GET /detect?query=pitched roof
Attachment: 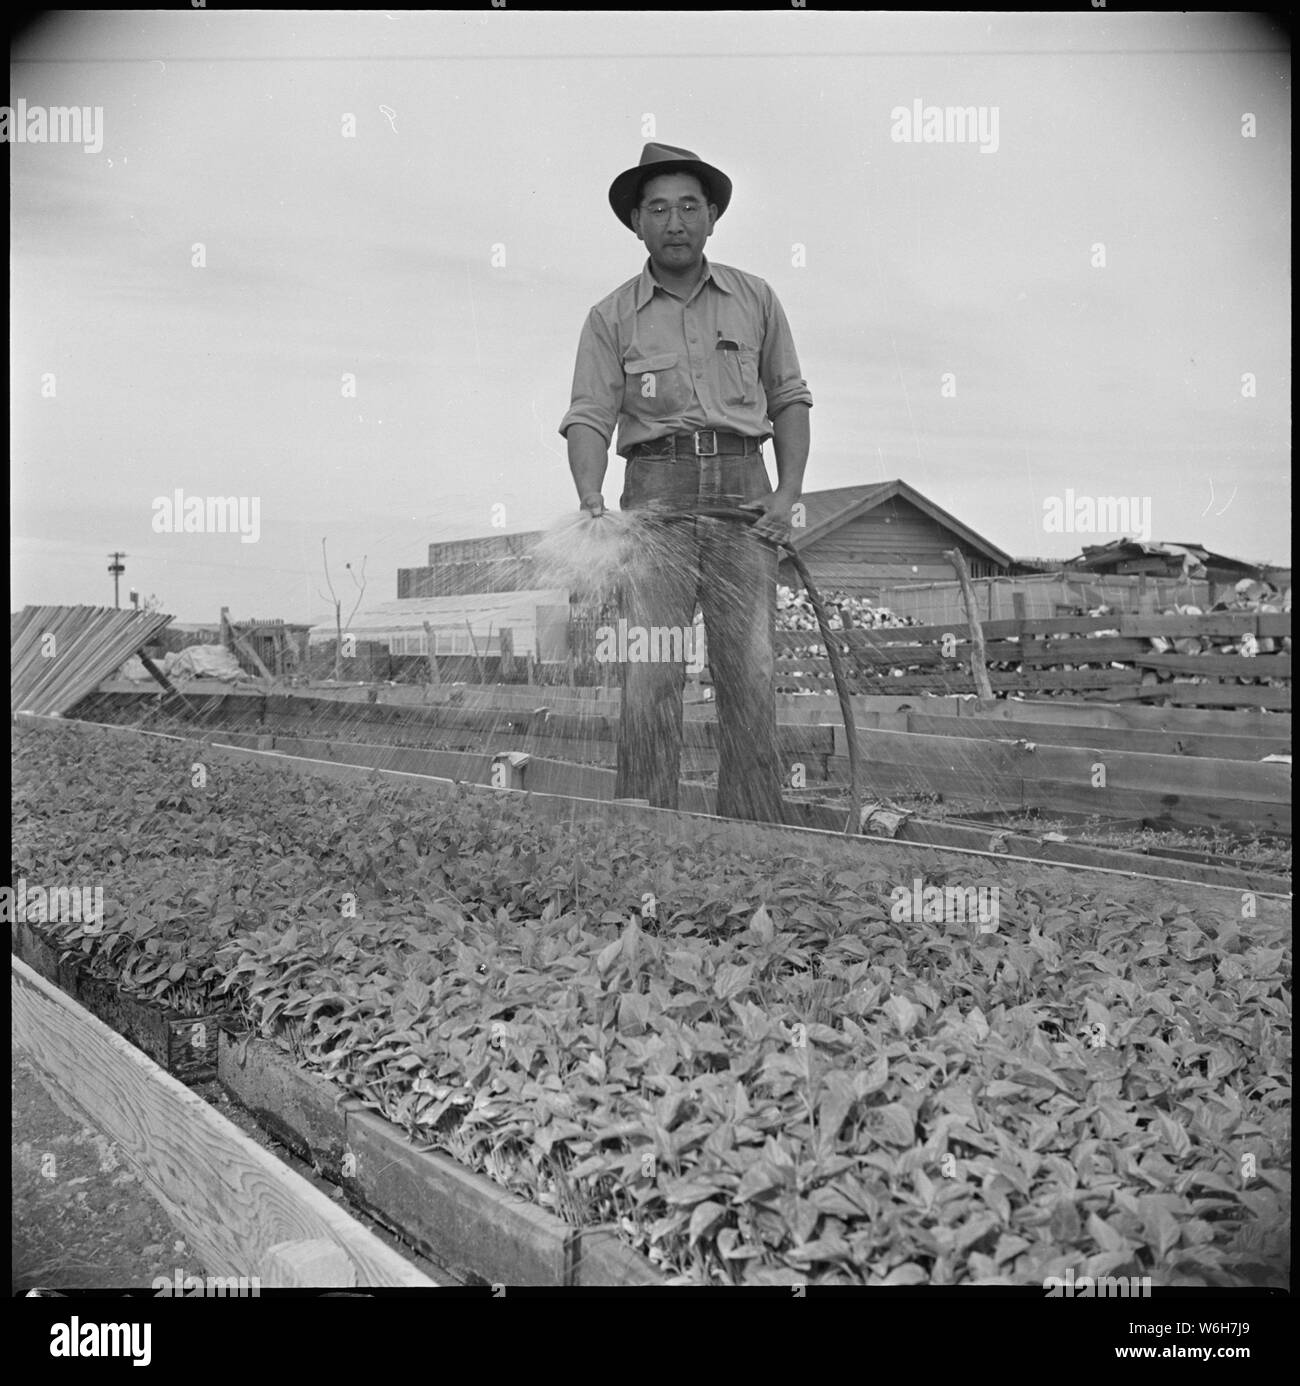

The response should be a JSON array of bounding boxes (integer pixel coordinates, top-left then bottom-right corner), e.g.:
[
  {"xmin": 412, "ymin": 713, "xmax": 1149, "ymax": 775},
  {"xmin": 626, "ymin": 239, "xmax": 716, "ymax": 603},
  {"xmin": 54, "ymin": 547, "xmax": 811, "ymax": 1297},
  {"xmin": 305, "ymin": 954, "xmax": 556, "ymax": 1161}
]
[
  {"xmin": 1072, "ymin": 539, "xmax": 1260, "ymax": 575},
  {"xmin": 792, "ymin": 480, "xmax": 1014, "ymax": 568}
]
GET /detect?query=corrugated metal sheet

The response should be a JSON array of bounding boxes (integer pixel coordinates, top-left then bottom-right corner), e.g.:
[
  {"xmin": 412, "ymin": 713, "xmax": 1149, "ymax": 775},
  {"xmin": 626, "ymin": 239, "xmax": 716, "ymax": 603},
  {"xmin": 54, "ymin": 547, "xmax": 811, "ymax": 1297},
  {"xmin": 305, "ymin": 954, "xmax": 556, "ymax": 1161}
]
[{"xmin": 11, "ymin": 605, "xmax": 172, "ymax": 716}]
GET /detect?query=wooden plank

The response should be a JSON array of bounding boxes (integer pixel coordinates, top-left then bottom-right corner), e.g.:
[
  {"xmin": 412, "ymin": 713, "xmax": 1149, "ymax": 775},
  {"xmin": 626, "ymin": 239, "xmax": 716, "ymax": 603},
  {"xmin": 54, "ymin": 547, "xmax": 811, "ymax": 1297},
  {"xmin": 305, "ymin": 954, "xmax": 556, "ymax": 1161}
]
[
  {"xmin": 257, "ymin": 734, "xmax": 717, "ymax": 813},
  {"xmin": 904, "ymin": 712, "xmax": 1289, "ymax": 762},
  {"xmin": 778, "ymin": 663, "xmax": 1143, "ymax": 691},
  {"xmin": 220, "ymin": 1034, "xmax": 659, "ymax": 1286},
  {"xmin": 219, "ymin": 1028, "xmax": 356, "ymax": 1180},
  {"xmin": 824, "ymin": 726, "xmax": 1291, "ymax": 833},
  {"xmin": 836, "ymin": 722, "xmax": 1292, "ymax": 803},
  {"xmin": 1133, "ymin": 652, "xmax": 1291, "ymax": 678},
  {"xmin": 1018, "ymin": 637, "xmax": 1155, "ymax": 663},
  {"xmin": 824, "ymin": 764, "xmax": 1289, "ymax": 837},
  {"xmin": 10, "ymin": 919, "xmax": 223, "ymax": 1082},
  {"xmin": 11, "ymin": 955, "xmax": 435, "ymax": 1287},
  {"xmin": 346, "ymin": 1108, "xmax": 575, "ymax": 1286},
  {"xmin": 778, "ymin": 667, "xmax": 1292, "ymax": 709},
  {"xmin": 1137, "ymin": 684, "xmax": 1291, "ymax": 711},
  {"xmin": 955, "ymin": 698, "xmax": 1292, "ymax": 736},
  {"xmin": 824, "ymin": 612, "xmax": 1289, "ymax": 646},
  {"xmin": 781, "ymin": 800, "xmax": 1289, "ymax": 894},
  {"xmin": 1121, "ymin": 613, "xmax": 1288, "ymax": 639},
  {"xmin": 777, "ymin": 644, "xmax": 1291, "ymax": 681},
  {"xmin": 775, "ymin": 693, "xmax": 970, "ymax": 720}
]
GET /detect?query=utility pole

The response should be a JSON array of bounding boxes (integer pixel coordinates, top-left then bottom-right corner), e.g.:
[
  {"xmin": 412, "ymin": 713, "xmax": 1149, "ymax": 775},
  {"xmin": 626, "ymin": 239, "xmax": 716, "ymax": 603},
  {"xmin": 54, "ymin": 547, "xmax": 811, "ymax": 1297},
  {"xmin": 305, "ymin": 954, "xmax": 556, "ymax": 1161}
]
[{"xmin": 107, "ymin": 552, "xmax": 127, "ymax": 609}]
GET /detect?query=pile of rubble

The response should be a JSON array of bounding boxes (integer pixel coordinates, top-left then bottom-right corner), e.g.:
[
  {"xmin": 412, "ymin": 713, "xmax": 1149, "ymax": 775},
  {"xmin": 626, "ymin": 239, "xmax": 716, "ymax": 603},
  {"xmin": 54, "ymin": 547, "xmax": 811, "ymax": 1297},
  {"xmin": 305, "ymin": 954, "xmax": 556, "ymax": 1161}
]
[{"xmin": 776, "ymin": 585, "xmax": 918, "ymax": 644}]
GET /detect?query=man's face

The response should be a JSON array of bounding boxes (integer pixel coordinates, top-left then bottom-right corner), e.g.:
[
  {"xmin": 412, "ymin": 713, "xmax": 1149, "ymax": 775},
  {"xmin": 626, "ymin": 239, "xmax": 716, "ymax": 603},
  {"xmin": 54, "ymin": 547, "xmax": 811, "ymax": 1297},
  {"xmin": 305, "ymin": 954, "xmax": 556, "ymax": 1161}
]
[{"xmin": 630, "ymin": 172, "xmax": 716, "ymax": 276}]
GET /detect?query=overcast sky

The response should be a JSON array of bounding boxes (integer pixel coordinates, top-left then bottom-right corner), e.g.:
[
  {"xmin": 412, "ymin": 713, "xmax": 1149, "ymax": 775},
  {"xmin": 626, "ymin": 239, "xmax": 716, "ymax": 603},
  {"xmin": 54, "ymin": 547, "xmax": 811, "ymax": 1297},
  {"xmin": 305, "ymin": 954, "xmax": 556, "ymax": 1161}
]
[{"xmin": 9, "ymin": 10, "xmax": 1290, "ymax": 623}]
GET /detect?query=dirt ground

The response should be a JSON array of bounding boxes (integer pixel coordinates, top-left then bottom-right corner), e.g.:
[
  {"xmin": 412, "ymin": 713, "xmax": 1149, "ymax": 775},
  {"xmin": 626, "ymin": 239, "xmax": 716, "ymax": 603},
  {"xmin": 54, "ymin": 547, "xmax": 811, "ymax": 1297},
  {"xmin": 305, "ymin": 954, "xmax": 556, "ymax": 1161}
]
[{"xmin": 11, "ymin": 1047, "xmax": 210, "ymax": 1293}]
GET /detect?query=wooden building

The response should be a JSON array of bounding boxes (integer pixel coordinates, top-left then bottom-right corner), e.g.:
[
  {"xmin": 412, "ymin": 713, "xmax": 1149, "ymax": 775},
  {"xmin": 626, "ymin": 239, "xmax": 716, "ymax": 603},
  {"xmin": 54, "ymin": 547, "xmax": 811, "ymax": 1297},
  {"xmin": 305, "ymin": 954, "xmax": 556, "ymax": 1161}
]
[
  {"xmin": 398, "ymin": 532, "xmax": 542, "ymax": 598},
  {"xmin": 781, "ymin": 480, "xmax": 1012, "ymax": 598}
]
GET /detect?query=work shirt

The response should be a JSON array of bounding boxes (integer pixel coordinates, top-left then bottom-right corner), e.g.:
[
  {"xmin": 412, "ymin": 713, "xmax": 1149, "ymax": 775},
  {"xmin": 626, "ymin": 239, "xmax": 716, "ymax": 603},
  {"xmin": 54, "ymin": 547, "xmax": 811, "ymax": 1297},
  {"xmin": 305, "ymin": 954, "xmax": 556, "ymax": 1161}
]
[{"xmin": 559, "ymin": 257, "xmax": 813, "ymax": 458}]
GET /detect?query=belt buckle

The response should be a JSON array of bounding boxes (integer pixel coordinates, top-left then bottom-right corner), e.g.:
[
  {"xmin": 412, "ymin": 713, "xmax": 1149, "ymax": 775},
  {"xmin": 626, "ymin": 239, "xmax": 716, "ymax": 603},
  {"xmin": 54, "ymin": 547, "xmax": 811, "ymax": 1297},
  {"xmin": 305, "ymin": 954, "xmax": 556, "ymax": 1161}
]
[{"xmin": 693, "ymin": 429, "xmax": 718, "ymax": 457}]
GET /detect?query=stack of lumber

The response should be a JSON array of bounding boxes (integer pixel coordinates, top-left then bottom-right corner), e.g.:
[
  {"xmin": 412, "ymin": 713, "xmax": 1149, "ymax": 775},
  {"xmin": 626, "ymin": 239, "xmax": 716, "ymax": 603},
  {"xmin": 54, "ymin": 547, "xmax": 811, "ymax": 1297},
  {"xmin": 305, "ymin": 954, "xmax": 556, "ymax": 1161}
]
[{"xmin": 11, "ymin": 606, "xmax": 172, "ymax": 716}]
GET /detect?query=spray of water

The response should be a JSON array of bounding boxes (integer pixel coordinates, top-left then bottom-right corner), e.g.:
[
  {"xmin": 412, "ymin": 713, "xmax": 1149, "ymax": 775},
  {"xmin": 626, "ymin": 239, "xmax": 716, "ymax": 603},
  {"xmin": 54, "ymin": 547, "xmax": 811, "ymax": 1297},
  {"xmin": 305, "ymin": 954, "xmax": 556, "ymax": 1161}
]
[{"xmin": 529, "ymin": 509, "xmax": 643, "ymax": 603}]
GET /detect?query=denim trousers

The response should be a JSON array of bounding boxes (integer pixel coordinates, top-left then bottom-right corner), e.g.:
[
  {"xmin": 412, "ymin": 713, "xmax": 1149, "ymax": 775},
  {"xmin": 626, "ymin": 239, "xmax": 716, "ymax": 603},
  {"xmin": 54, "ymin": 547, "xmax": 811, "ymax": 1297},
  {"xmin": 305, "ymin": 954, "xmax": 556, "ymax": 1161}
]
[{"xmin": 613, "ymin": 451, "xmax": 786, "ymax": 825}]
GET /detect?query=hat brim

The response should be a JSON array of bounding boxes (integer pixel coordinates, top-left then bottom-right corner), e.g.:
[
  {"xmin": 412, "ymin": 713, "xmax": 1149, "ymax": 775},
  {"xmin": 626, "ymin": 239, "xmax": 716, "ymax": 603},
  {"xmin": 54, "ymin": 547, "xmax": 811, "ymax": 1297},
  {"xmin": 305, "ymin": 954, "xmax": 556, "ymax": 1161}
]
[{"xmin": 609, "ymin": 158, "xmax": 732, "ymax": 229}]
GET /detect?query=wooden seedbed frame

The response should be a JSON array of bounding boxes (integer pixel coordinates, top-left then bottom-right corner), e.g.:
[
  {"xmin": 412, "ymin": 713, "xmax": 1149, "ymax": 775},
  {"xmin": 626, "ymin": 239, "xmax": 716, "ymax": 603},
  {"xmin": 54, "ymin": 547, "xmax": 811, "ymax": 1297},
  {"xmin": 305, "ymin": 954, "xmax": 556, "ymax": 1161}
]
[
  {"xmin": 11, "ymin": 917, "xmax": 223, "ymax": 1083},
  {"xmin": 66, "ymin": 687, "xmax": 1292, "ymax": 880}
]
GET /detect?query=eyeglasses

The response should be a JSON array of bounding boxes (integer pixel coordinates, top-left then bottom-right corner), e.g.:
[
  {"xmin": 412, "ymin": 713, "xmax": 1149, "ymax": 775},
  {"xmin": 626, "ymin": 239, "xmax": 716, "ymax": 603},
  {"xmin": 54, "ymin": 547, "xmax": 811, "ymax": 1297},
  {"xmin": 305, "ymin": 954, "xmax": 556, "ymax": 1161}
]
[{"xmin": 638, "ymin": 200, "xmax": 708, "ymax": 225}]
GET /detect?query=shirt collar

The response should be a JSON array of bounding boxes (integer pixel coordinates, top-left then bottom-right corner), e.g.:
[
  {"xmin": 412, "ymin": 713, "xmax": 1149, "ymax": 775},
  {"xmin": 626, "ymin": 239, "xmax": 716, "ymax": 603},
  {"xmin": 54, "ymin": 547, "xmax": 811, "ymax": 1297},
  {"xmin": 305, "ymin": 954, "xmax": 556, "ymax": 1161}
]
[{"xmin": 635, "ymin": 255, "xmax": 732, "ymax": 308}]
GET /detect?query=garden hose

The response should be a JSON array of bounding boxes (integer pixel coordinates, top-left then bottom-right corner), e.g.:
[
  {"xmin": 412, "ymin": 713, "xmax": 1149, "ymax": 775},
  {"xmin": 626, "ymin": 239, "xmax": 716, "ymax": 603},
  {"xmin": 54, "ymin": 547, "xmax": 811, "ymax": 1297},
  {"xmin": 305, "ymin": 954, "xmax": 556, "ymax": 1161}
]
[{"xmin": 648, "ymin": 503, "xmax": 864, "ymax": 835}]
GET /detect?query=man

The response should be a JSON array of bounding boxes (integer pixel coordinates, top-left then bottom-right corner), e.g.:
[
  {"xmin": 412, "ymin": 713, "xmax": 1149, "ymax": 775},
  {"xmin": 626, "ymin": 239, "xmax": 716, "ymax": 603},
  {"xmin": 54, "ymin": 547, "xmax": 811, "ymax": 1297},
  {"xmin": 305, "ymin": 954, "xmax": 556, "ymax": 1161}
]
[{"xmin": 559, "ymin": 141, "xmax": 813, "ymax": 824}]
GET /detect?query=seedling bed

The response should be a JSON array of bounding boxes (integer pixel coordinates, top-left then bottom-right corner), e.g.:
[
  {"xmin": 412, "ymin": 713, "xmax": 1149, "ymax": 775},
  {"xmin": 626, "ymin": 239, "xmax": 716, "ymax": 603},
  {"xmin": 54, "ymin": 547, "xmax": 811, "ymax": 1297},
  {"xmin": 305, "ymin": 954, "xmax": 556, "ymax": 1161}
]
[
  {"xmin": 12, "ymin": 717, "xmax": 1291, "ymax": 1288},
  {"xmin": 67, "ymin": 689, "xmax": 1292, "ymax": 888}
]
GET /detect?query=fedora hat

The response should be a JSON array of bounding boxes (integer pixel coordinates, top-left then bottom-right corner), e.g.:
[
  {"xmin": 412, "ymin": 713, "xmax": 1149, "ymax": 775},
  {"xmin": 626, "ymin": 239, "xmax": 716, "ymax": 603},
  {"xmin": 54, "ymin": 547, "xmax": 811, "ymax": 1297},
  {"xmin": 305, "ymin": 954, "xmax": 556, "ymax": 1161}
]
[{"xmin": 608, "ymin": 142, "xmax": 732, "ymax": 229}]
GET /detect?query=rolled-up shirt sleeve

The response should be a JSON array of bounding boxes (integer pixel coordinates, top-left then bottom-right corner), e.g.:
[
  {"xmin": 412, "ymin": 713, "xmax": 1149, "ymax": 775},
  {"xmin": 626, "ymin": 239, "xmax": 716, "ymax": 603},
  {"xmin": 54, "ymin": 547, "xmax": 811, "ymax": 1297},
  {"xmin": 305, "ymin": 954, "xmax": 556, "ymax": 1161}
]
[
  {"xmin": 558, "ymin": 308, "xmax": 624, "ymax": 444},
  {"xmin": 759, "ymin": 284, "xmax": 813, "ymax": 418}
]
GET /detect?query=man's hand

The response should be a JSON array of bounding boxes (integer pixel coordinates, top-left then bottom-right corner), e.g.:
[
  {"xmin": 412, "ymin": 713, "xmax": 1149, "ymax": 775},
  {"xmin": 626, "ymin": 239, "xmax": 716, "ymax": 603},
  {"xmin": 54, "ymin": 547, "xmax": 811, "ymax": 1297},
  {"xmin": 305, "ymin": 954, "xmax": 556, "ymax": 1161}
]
[
  {"xmin": 580, "ymin": 492, "xmax": 606, "ymax": 519},
  {"xmin": 740, "ymin": 488, "xmax": 799, "ymax": 546}
]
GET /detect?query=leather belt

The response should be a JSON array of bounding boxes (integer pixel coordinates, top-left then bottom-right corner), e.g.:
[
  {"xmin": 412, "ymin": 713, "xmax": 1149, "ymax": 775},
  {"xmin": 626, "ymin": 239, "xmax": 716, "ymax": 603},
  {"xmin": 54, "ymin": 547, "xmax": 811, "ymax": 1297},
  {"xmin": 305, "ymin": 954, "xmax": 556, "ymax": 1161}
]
[{"xmin": 628, "ymin": 429, "xmax": 762, "ymax": 459}]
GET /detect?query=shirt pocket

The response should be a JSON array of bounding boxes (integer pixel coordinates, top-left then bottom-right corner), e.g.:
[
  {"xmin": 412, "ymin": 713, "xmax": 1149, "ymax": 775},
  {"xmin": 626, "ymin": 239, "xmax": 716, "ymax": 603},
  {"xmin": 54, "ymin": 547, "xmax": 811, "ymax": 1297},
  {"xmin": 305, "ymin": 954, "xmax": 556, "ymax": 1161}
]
[
  {"xmin": 717, "ymin": 340, "xmax": 760, "ymax": 406},
  {"xmin": 623, "ymin": 352, "xmax": 685, "ymax": 417}
]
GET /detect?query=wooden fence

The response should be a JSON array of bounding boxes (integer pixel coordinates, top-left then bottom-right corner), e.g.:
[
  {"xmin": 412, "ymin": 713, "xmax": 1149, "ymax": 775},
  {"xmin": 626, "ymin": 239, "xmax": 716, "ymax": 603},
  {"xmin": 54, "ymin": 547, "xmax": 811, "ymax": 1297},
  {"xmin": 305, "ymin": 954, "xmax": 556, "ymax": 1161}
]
[{"xmin": 772, "ymin": 611, "xmax": 1291, "ymax": 710}]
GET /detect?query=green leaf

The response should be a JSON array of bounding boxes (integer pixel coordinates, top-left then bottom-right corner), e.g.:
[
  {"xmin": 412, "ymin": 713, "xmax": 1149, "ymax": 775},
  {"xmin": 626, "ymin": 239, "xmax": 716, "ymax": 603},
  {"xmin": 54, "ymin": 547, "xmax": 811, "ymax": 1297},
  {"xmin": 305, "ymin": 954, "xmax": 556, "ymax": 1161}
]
[
  {"xmin": 688, "ymin": 1200, "xmax": 727, "ymax": 1244},
  {"xmin": 1155, "ymin": 1112, "xmax": 1193, "ymax": 1160},
  {"xmin": 884, "ymin": 993, "xmax": 921, "ymax": 1036},
  {"xmin": 815, "ymin": 1070, "xmax": 858, "ymax": 1157},
  {"xmin": 855, "ymin": 1055, "xmax": 890, "ymax": 1097},
  {"xmin": 1087, "ymin": 1212, "xmax": 1127, "ymax": 1254},
  {"xmin": 748, "ymin": 905, "xmax": 775, "ymax": 943},
  {"xmin": 864, "ymin": 1103, "xmax": 914, "ymax": 1148},
  {"xmin": 734, "ymin": 1160, "xmax": 785, "ymax": 1204},
  {"xmin": 663, "ymin": 1178, "xmax": 721, "ymax": 1207},
  {"xmin": 713, "ymin": 961, "xmax": 754, "ymax": 1002}
]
